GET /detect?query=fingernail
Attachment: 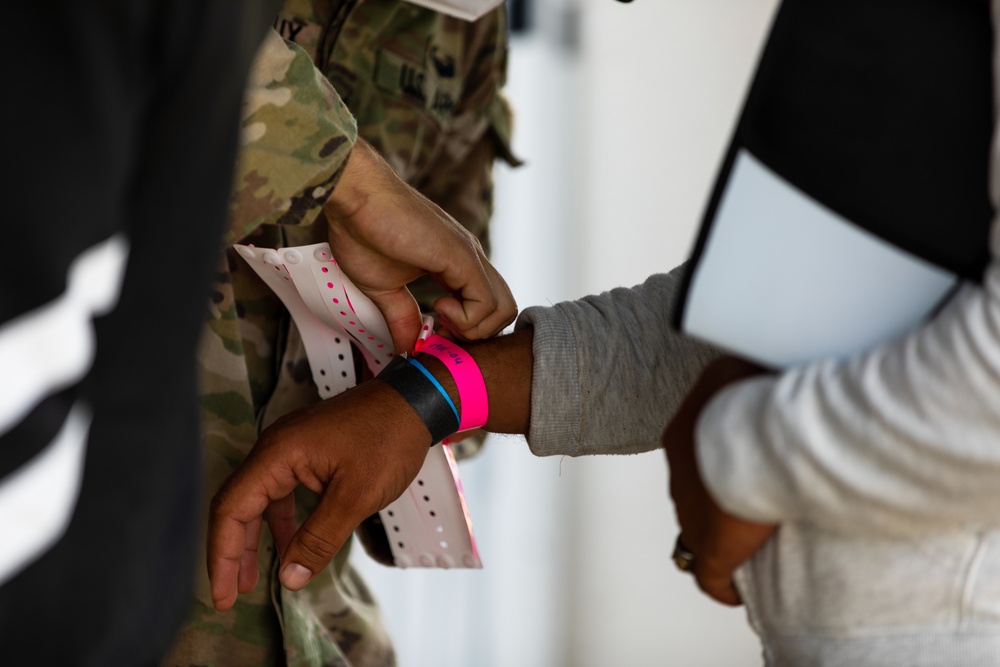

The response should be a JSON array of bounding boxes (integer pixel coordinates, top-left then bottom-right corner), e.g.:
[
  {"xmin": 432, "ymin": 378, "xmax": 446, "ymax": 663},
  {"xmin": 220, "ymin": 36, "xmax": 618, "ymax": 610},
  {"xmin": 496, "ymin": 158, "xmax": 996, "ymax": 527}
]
[{"xmin": 280, "ymin": 563, "xmax": 312, "ymax": 590}]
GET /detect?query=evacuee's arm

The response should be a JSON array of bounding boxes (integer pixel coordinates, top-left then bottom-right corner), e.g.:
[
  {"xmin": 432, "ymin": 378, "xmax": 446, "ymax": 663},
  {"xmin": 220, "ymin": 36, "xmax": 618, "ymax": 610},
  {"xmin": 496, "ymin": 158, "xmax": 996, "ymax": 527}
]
[{"xmin": 206, "ymin": 326, "xmax": 533, "ymax": 611}]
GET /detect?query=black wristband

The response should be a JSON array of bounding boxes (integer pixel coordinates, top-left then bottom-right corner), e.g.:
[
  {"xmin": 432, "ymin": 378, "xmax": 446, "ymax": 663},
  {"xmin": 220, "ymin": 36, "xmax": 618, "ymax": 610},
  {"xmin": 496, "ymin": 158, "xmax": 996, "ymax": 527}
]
[{"xmin": 375, "ymin": 355, "xmax": 459, "ymax": 446}]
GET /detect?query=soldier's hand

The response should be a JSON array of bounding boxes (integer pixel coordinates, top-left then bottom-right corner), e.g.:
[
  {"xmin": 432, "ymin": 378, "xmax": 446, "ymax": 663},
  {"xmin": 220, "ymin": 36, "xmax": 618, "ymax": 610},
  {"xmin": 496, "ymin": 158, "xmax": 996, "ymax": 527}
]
[
  {"xmin": 207, "ymin": 379, "xmax": 430, "ymax": 610},
  {"xmin": 662, "ymin": 355, "xmax": 778, "ymax": 606},
  {"xmin": 324, "ymin": 139, "xmax": 517, "ymax": 354}
]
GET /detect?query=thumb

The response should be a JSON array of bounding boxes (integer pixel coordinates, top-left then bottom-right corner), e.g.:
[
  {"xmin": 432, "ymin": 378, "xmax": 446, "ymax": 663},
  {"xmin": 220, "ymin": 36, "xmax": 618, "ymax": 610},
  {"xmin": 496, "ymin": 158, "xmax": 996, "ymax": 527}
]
[
  {"xmin": 365, "ymin": 287, "xmax": 423, "ymax": 354},
  {"xmin": 277, "ymin": 485, "xmax": 367, "ymax": 591}
]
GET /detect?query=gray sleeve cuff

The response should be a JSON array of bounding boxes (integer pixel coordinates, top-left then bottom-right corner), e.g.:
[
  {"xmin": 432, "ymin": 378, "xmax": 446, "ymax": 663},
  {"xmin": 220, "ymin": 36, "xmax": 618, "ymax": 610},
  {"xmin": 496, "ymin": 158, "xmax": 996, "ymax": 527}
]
[{"xmin": 516, "ymin": 270, "xmax": 720, "ymax": 458}]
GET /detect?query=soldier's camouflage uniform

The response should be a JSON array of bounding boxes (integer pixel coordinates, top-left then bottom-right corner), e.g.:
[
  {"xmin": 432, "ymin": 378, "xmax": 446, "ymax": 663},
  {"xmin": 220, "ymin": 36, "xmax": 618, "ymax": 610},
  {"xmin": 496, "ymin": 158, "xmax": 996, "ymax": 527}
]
[{"xmin": 160, "ymin": 2, "xmax": 516, "ymax": 665}]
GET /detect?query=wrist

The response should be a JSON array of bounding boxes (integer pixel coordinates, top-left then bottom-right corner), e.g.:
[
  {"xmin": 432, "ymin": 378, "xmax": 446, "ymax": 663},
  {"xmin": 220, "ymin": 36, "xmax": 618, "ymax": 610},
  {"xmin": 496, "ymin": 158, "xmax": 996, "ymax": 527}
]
[
  {"xmin": 375, "ymin": 355, "xmax": 459, "ymax": 446},
  {"xmin": 413, "ymin": 328, "xmax": 534, "ymax": 436},
  {"xmin": 324, "ymin": 139, "xmax": 379, "ymax": 219},
  {"xmin": 415, "ymin": 334, "xmax": 489, "ymax": 433}
]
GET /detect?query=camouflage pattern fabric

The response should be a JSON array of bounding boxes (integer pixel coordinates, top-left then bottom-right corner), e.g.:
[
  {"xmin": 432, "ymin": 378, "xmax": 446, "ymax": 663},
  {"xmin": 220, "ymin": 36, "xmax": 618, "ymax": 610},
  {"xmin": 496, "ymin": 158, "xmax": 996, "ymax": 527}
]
[
  {"xmin": 280, "ymin": 0, "xmax": 519, "ymax": 298},
  {"xmin": 160, "ymin": 2, "xmax": 515, "ymax": 666}
]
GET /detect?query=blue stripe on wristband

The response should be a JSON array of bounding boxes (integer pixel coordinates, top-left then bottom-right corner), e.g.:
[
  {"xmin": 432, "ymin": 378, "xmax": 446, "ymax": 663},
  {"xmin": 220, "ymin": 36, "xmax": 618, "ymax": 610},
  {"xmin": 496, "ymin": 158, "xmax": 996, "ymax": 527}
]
[
  {"xmin": 406, "ymin": 357, "xmax": 460, "ymax": 425},
  {"xmin": 376, "ymin": 355, "xmax": 459, "ymax": 446}
]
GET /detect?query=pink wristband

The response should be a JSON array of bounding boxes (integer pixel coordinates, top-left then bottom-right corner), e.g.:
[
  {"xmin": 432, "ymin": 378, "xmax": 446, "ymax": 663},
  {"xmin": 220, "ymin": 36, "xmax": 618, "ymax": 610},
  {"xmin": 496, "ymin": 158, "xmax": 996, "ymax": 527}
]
[{"xmin": 414, "ymin": 333, "xmax": 488, "ymax": 432}]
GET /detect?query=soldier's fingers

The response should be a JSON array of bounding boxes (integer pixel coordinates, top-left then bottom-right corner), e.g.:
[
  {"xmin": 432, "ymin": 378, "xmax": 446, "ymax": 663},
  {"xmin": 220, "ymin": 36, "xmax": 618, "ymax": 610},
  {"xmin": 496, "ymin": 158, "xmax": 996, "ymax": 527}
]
[
  {"xmin": 433, "ymin": 259, "xmax": 515, "ymax": 341},
  {"xmin": 265, "ymin": 492, "xmax": 298, "ymax": 560},
  {"xmin": 363, "ymin": 287, "xmax": 423, "ymax": 354},
  {"xmin": 277, "ymin": 485, "xmax": 366, "ymax": 591}
]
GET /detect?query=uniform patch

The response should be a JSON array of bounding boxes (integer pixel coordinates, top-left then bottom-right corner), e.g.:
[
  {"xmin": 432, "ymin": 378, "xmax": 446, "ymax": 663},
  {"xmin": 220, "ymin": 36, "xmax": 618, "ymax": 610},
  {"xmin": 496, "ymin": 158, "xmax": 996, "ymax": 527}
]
[
  {"xmin": 374, "ymin": 49, "xmax": 424, "ymax": 102},
  {"xmin": 373, "ymin": 44, "xmax": 462, "ymax": 125}
]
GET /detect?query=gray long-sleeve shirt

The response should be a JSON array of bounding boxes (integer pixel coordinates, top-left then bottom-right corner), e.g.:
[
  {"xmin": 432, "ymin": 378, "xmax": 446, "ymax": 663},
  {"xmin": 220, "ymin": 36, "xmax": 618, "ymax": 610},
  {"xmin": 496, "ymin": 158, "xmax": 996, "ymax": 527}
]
[{"xmin": 517, "ymin": 270, "xmax": 718, "ymax": 458}]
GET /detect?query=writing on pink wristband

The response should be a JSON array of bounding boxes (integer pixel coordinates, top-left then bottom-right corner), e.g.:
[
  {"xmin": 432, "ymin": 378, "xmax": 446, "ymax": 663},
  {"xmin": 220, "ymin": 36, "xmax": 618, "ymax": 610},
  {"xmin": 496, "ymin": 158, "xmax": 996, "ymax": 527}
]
[{"xmin": 414, "ymin": 334, "xmax": 488, "ymax": 432}]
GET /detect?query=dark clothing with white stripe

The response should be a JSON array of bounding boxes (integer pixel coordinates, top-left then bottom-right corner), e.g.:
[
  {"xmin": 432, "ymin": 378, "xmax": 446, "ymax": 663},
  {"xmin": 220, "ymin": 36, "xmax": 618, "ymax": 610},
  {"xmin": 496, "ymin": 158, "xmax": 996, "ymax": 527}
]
[{"xmin": 0, "ymin": 2, "xmax": 279, "ymax": 664}]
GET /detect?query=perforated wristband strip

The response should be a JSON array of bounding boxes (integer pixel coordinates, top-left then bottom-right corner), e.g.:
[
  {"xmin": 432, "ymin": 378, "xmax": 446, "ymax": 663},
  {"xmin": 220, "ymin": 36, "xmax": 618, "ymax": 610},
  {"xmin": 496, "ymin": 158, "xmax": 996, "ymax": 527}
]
[
  {"xmin": 376, "ymin": 355, "xmax": 459, "ymax": 446},
  {"xmin": 414, "ymin": 334, "xmax": 489, "ymax": 432}
]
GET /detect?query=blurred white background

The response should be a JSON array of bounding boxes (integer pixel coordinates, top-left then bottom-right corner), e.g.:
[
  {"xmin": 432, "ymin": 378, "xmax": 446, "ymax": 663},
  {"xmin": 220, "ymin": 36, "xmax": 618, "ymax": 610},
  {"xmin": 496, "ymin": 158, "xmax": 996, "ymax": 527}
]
[{"xmin": 351, "ymin": 1, "xmax": 780, "ymax": 664}]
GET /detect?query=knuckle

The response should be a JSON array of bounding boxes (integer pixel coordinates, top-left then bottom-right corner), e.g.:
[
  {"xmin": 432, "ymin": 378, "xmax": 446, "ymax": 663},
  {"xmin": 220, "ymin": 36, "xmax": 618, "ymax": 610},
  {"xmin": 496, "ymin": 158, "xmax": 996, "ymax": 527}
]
[
  {"xmin": 208, "ymin": 487, "xmax": 232, "ymax": 519},
  {"xmin": 696, "ymin": 576, "xmax": 718, "ymax": 600},
  {"xmin": 295, "ymin": 525, "xmax": 342, "ymax": 563}
]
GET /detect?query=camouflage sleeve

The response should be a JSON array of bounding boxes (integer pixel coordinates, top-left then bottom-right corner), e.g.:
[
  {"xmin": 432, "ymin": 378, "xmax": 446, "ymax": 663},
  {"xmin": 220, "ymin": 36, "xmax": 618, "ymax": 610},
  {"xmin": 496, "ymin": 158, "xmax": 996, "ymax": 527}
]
[
  {"xmin": 415, "ymin": 6, "xmax": 521, "ymax": 254},
  {"xmin": 226, "ymin": 29, "xmax": 358, "ymax": 245}
]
